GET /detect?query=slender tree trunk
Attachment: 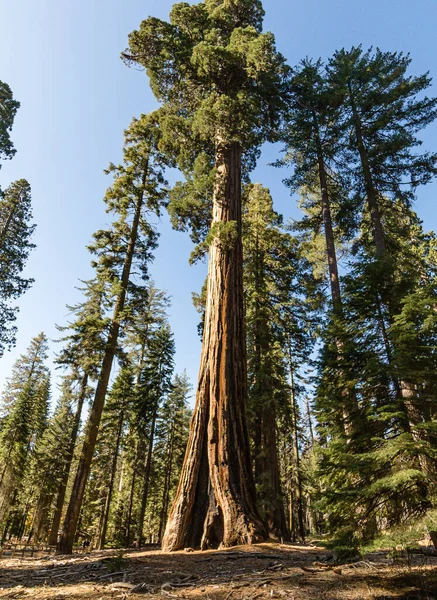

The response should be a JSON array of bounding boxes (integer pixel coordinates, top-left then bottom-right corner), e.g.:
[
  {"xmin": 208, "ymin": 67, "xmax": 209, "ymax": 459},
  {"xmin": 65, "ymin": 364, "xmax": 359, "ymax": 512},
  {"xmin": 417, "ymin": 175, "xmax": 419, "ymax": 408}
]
[
  {"xmin": 48, "ymin": 373, "xmax": 88, "ymax": 546},
  {"xmin": 162, "ymin": 141, "xmax": 266, "ymax": 551},
  {"xmin": 57, "ymin": 175, "xmax": 146, "ymax": 554},
  {"xmin": 125, "ymin": 447, "xmax": 138, "ymax": 548},
  {"xmin": 288, "ymin": 352, "xmax": 305, "ymax": 542},
  {"xmin": 282, "ymin": 436, "xmax": 294, "ymax": 540},
  {"xmin": 1, "ymin": 516, "xmax": 11, "ymax": 544},
  {"xmin": 158, "ymin": 422, "xmax": 175, "ymax": 542},
  {"xmin": 305, "ymin": 396, "xmax": 315, "ymax": 447},
  {"xmin": 260, "ymin": 405, "xmax": 289, "ymax": 539},
  {"xmin": 347, "ymin": 81, "xmax": 385, "ymax": 257},
  {"xmin": 249, "ymin": 234, "xmax": 288, "ymax": 540},
  {"xmin": 97, "ymin": 408, "xmax": 124, "ymax": 550},
  {"xmin": 29, "ymin": 489, "xmax": 51, "ymax": 543},
  {"xmin": 313, "ymin": 112, "xmax": 358, "ymax": 438},
  {"xmin": 17, "ymin": 499, "xmax": 32, "ymax": 541},
  {"xmin": 313, "ymin": 112, "xmax": 342, "ymax": 313},
  {"xmin": 137, "ymin": 398, "xmax": 159, "ymax": 548}
]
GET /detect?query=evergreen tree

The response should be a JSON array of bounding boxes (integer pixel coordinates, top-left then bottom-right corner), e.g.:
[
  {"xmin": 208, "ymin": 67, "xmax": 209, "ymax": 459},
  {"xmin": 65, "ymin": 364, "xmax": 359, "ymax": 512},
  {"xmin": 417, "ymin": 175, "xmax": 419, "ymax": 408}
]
[
  {"xmin": 124, "ymin": 0, "xmax": 288, "ymax": 550},
  {"xmin": 88, "ymin": 285, "xmax": 174, "ymax": 549},
  {"xmin": 58, "ymin": 113, "xmax": 164, "ymax": 553},
  {"xmin": 154, "ymin": 371, "xmax": 192, "ymax": 542},
  {"xmin": 327, "ymin": 46, "xmax": 437, "ymax": 257},
  {"xmin": 0, "ymin": 81, "xmax": 20, "ymax": 168},
  {"xmin": 243, "ymin": 183, "xmax": 301, "ymax": 540},
  {"xmin": 0, "ymin": 333, "xmax": 50, "ymax": 536},
  {"xmin": 46, "ymin": 278, "xmax": 108, "ymax": 546},
  {"xmin": 281, "ymin": 58, "xmax": 361, "ymax": 439},
  {"xmin": 24, "ymin": 383, "xmax": 76, "ymax": 543},
  {"xmin": 135, "ymin": 324, "xmax": 175, "ymax": 547},
  {"xmin": 95, "ymin": 364, "xmax": 135, "ymax": 549},
  {"xmin": 0, "ymin": 180, "xmax": 36, "ymax": 354}
]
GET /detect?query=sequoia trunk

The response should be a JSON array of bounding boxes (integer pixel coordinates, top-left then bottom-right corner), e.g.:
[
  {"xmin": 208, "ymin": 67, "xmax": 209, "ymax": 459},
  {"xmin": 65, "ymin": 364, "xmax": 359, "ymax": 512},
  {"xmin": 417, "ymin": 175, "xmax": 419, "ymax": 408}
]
[{"xmin": 162, "ymin": 141, "xmax": 266, "ymax": 551}]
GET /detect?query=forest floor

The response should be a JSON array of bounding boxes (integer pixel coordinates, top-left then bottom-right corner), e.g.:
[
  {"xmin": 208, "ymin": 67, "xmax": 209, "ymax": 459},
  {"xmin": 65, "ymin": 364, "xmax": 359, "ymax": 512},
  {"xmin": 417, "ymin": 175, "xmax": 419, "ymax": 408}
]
[{"xmin": 0, "ymin": 542, "xmax": 436, "ymax": 600}]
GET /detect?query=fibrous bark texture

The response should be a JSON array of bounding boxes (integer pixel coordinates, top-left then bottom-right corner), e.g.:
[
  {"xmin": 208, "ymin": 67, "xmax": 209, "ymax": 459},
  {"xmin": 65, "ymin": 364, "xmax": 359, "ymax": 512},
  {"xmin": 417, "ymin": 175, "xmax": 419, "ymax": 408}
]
[{"xmin": 162, "ymin": 142, "xmax": 266, "ymax": 551}]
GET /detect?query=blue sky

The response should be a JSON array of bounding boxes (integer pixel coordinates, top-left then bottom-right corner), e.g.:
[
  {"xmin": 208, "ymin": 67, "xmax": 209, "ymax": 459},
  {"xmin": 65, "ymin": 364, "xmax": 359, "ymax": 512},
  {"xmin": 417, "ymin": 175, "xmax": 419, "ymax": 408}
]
[{"xmin": 0, "ymin": 0, "xmax": 436, "ymax": 400}]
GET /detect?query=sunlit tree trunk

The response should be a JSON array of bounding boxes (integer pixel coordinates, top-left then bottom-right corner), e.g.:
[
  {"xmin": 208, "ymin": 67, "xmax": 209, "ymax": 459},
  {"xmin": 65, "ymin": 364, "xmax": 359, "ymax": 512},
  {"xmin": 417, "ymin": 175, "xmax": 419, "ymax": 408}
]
[
  {"xmin": 162, "ymin": 141, "xmax": 266, "ymax": 551},
  {"xmin": 58, "ymin": 176, "xmax": 146, "ymax": 554}
]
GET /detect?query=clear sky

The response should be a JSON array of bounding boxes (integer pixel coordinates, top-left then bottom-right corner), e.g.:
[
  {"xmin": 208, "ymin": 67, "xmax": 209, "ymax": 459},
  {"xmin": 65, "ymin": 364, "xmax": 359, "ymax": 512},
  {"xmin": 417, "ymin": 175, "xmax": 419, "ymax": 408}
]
[{"xmin": 0, "ymin": 0, "xmax": 436, "ymax": 401}]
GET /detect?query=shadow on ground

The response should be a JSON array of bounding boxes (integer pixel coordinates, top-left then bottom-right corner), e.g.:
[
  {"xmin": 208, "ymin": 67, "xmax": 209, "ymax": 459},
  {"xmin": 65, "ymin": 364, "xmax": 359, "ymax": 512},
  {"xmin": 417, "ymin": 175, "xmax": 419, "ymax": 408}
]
[{"xmin": 0, "ymin": 542, "xmax": 436, "ymax": 599}]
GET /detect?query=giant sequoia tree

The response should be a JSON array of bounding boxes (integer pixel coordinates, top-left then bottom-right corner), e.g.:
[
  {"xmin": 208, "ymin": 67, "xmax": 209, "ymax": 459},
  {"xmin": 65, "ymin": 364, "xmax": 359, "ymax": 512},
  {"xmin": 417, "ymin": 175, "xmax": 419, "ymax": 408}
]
[{"xmin": 124, "ymin": 0, "xmax": 287, "ymax": 550}]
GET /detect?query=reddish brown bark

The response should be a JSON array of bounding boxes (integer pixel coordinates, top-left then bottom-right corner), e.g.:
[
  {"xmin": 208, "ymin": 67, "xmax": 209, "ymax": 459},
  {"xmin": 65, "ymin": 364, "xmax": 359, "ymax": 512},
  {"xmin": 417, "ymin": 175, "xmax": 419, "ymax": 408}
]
[{"xmin": 162, "ymin": 141, "xmax": 266, "ymax": 551}]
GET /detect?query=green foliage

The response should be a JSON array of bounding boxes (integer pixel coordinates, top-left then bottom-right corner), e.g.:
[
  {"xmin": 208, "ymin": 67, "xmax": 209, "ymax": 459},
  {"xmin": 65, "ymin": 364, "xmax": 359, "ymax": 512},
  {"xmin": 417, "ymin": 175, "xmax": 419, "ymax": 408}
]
[
  {"xmin": 328, "ymin": 46, "xmax": 437, "ymax": 209},
  {"xmin": 189, "ymin": 219, "xmax": 238, "ymax": 262},
  {"xmin": 124, "ymin": 0, "xmax": 289, "ymax": 249},
  {"xmin": 0, "ymin": 333, "xmax": 50, "ymax": 533},
  {"xmin": 280, "ymin": 47, "xmax": 437, "ymax": 546},
  {"xmin": 88, "ymin": 112, "xmax": 166, "ymax": 293},
  {"xmin": 101, "ymin": 550, "xmax": 125, "ymax": 572},
  {"xmin": 56, "ymin": 278, "xmax": 110, "ymax": 379},
  {"xmin": 0, "ymin": 81, "xmax": 20, "ymax": 166},
  {"xmin": 0, "ymin": 180, "xmax": 36, "ymax": 354}
]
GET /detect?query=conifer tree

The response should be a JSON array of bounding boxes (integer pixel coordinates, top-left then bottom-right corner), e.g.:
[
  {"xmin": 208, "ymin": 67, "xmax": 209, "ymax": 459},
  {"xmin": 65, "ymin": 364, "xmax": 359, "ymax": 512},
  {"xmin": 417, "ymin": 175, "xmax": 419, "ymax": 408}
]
[
  {"xmin": 46, "ymin": 278, "xmax": 108, "ymax": 546},
  {"xmin": 58, "ymin": 113, "xmax": 164, "ymax": 553},
  {"xmin": 0, "ymin": 81, "xmax": 20, "ymax": 168},
  {"xmin": 124, "ymin": 0, "xmax": 288, "ymax": 550},
  {"xmin": 95, "ymin": 365, "xmax": 134, "ymax": 549},
  {"xmin": 0, "ymin": 180, "xmax": 36, "ymax": 354},
  {"xmin": 89, "ymin": 285, "xmax": 174, "ymax": 549},
  {"xmin": 0, "ymin": 333, "xmax": 50, "ymax": 535},
  {"xmin": 281, "ymin": 59, "xmax": 353, "ymax": 313},
  {"xmin": 281, "ymin": 59, "xmax": 362, "ymax": 439},
  {"xmin": 243, "ymin": 183, "xmax": 298, "ymax": 540},
  {"xmin": 25, "ymin": 384, "xmax": 75, "ymax": 543},
  {"xmin": 136, "ymin": 324, "xmax": 175, "ymax": 547},
  {"xmin": 327, "ymin": 46, "xmax": 437, "ymax": 258},
  {"xmin": 154, "ymin": 371, "xmax": 192, "ymax": 542}
]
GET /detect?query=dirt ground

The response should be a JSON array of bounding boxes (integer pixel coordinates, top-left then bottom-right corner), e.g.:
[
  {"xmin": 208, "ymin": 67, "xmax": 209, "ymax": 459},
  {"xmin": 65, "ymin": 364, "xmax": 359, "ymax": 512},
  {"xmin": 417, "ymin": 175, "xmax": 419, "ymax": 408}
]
[{"xmin": 0, "ymin": 542, "xmax": 436, "ymax": 600}]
